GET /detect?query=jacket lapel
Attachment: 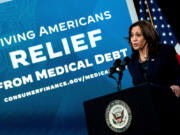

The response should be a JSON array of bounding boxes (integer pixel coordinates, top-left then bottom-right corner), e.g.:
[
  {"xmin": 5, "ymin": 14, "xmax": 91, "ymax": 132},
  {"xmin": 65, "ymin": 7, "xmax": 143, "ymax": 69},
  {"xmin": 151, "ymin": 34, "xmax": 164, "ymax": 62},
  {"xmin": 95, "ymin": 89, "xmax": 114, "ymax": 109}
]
[
  {"xmin": 147, "ymin": 55, "xmax": 160, "ymax": 82},
  {"xmin": 131, "ymin": 57, "xmax": 145, "ymax": 83}
]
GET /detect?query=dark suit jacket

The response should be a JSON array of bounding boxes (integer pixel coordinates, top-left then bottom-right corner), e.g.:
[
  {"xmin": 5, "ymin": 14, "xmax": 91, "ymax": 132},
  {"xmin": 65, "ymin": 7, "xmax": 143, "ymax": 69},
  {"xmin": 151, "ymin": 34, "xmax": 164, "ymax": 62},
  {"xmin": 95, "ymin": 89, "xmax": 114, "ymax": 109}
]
[{"xmin": 128, "ymin": 45, "xmax": 180, "ymax": 87}]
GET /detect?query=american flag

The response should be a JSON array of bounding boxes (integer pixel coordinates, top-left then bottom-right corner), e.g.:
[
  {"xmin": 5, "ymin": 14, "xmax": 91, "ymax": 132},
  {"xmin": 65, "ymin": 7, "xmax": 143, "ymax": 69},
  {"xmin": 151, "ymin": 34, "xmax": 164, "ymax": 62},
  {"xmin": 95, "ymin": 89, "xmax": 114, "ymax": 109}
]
[{"xmin": 139, "ymin": 0, "xmax": 180, "ymax": 64}]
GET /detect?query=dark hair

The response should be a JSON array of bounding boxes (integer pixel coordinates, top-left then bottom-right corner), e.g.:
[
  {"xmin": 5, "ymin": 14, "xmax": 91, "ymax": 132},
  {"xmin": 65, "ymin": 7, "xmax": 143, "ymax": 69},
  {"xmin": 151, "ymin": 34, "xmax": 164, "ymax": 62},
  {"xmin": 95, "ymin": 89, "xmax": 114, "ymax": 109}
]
[{"xmin": 128, "ymin": 20, "xmax": 161, "ymax": 58}]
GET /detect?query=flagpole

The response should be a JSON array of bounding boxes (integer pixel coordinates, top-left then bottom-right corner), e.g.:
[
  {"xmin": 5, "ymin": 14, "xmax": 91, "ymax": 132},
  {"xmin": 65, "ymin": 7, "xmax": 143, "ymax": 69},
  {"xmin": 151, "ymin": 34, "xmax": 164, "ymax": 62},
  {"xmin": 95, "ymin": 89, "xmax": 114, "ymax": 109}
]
[{"xmin": 145, "ymin": 0, "xmax": 154, "ymax": 26}]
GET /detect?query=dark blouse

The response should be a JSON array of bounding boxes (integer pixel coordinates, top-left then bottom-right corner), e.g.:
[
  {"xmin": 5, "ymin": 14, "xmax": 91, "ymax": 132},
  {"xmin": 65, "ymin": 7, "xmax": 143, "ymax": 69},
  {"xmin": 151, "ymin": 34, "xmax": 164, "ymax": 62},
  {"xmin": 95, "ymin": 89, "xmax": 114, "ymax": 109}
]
[{"xmin": 139, "ymin": 60, "xmax": 148, "ymax": 82}]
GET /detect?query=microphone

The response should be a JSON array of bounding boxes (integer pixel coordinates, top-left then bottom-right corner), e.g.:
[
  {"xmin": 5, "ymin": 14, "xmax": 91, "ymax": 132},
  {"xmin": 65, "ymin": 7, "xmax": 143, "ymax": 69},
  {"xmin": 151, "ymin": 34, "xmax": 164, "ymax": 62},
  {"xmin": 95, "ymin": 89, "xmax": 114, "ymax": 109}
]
[
  {"xmin": 109, "ymin": 56, "xmax": 130, "ymax": 77},
  {"xmin": 108, "ymin": 56, "xmax": 131, "ymax": 90},
  {"xmin": 109, "ymin": 59, "xmax": 122, "ymax": 80},
  {"xmin": 122, "ymin": 56, "xmax": 131, "ymax": 67},
  {"xmin": 113, "ymin": 59, "xmax": 121, "ymax": 67}
]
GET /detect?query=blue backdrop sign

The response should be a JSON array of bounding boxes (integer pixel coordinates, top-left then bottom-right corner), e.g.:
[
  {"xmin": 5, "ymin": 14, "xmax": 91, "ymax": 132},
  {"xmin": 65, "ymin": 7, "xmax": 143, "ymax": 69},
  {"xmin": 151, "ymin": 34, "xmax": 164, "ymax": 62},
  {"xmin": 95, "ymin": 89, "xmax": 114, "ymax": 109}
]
[{"xmin": 0, "ymin": 0, "xmax": 137, "ymax": 135}]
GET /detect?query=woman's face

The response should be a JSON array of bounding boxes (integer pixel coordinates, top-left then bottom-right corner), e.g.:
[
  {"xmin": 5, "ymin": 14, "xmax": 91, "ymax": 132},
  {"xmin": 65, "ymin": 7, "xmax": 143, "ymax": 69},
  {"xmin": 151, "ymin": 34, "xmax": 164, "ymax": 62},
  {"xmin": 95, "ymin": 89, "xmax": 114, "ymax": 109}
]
[{"xmin": 130, "ymin": 26, "xmax": 147, "ymax": 50}]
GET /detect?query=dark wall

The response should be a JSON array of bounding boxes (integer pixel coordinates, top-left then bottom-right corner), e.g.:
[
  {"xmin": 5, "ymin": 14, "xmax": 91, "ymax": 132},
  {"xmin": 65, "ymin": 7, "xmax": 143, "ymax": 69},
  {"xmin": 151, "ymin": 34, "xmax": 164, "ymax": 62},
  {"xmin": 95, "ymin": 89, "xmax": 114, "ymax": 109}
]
[{"xmin": 133, "ymin": 0, "xmax": 180, "ymax": 41}]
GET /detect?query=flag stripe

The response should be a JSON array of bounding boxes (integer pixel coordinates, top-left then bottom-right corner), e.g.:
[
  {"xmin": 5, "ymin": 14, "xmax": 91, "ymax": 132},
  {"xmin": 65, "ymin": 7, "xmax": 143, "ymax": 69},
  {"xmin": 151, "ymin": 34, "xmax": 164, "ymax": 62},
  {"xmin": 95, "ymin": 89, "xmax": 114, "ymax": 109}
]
[{"xmin": 175, "ymin": 43, "xmax": 180, "ymax": 55}]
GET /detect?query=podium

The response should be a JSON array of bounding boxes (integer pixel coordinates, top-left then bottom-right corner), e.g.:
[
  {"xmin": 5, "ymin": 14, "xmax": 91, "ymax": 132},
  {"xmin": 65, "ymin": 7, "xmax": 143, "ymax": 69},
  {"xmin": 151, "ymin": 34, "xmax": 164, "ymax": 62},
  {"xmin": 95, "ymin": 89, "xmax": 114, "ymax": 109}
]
[{"xmin": 83, "ymin": 84, "xmax": 179, "ymax": 135}]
